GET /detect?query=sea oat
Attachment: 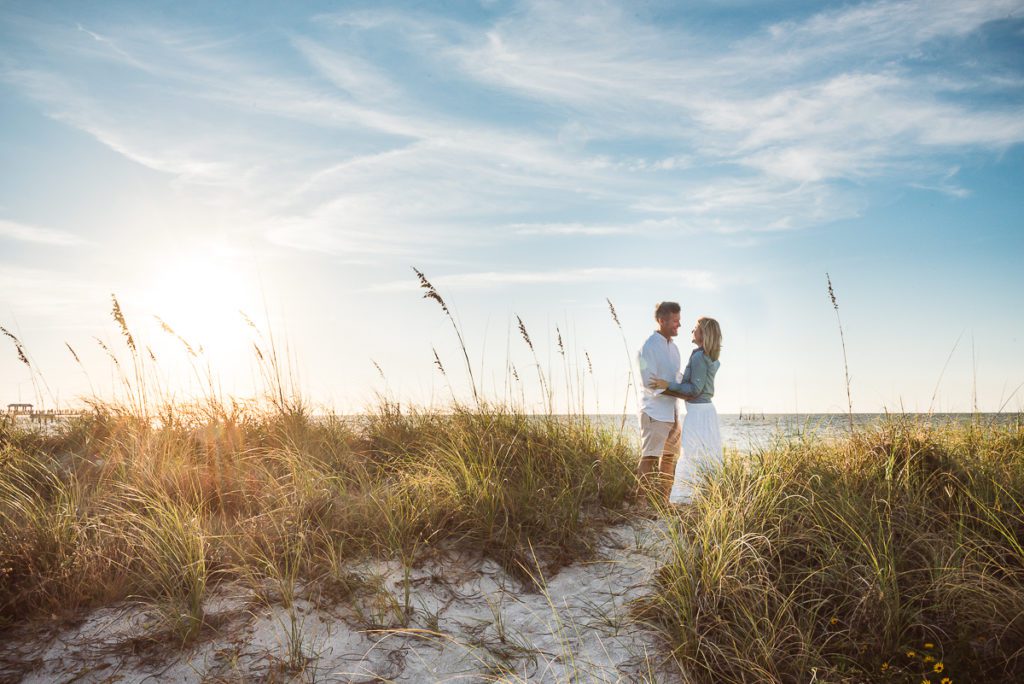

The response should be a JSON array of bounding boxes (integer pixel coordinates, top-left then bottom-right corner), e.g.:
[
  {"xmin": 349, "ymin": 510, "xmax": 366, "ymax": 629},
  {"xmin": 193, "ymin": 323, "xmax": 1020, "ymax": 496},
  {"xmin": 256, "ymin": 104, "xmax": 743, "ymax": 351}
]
[
  {"xmin": 111, "ymin": 294, "xmax": 136, "ymax": 352},
  {"xmin": 514, "ymin": 315, "xmax": 550, "ymax": 410},
  {"xmin": 432, "ymin": 348, "xmax": 446, "ymax": 376},
  {"xmin": 240, "ymin": 310, "xmax": 258, "ymax": 331},
  {"xmin": 372, "ymin": 359, "xmax": 386, "ymax": 380},
  {"xmin": 517, "ymin": 316, "xmax": 534, "ymax": 352},
  {"xmin": 95, "ymin": 337, "xmax": 123, "ymax": 373},
  {"xmin": 1, "ymin": 326, "xmax": 30, "ymax": 367},
  {"xmin": 65, "ymin": 342, "xmax": 82, "ymax": 365},
  {"xmin": 413, "ymin": 267, "xmax": 450, "ymax": 315},
  {"xmin": 826, "ymin": 273, "xmax": 854, "ymax": 431},
  {"xmin": 155, "ymin": 316, "xmax": 198, "ymax": 357},
  {"xmin": 606, "ymin": 297, "xmax": 638, "ymax": 423},
  {"xmin": 155, "ymin": 316, "xmax": 175, "ymax": 336},
  {"xmin": 412, "ymin": 267, "xmax": 477, "ymax": 404},
  {"xmin": 606, "ymin": 298, "xmax": 621, "ymax": 329}
]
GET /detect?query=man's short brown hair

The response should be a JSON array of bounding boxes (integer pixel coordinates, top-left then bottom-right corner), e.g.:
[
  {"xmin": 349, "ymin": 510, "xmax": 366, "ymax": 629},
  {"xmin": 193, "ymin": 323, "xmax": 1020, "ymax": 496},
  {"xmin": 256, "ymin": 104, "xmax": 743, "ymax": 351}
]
[{"xmin": 654, "ymin": 301, "xmax": 681, "ymax": 320}]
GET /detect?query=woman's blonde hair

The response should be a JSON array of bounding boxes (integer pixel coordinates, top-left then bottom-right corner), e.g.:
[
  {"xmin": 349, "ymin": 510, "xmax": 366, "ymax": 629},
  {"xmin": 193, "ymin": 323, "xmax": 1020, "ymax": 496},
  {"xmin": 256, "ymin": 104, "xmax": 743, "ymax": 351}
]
[{"xmin": 698, "ymin": 317, "xmax": 722, "ymax": 361}]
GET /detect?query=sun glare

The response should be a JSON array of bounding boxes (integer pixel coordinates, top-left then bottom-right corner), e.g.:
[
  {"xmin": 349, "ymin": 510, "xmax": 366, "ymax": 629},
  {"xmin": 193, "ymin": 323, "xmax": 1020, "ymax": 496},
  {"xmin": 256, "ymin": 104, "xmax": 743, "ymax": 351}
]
[{"xmin": 136, "ymin": 247, "xmax": 264, "ymax": 392}]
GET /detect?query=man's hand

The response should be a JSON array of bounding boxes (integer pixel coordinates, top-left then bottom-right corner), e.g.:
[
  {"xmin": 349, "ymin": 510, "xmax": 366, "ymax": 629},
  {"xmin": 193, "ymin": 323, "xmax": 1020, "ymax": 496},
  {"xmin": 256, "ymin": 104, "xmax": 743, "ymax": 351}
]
[{"xmin": 648, "ymin": 376, "xmax": 669, "ymax": 390}]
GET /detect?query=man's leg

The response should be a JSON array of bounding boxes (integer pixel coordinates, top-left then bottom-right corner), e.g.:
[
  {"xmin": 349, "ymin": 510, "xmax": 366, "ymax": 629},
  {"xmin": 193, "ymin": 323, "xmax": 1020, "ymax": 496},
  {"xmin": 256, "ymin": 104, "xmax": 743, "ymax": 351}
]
[
  {"xmin": 637, "ymin": 455, "xmax": 660, "ymax": 502},
  {"xmin": 638, "ymin": 413, "xmax": 671, "ymax": 504},
  {"xmin": 658, "ymin": 415, "xmax": 682, "ymax": 503}
]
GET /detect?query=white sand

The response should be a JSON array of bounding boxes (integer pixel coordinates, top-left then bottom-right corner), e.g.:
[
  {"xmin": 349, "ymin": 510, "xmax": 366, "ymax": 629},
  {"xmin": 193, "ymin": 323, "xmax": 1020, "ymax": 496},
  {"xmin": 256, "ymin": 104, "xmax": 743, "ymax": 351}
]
[{"xmin": 5, "ymin": 517, "xmax": 682, "ymax": 683}]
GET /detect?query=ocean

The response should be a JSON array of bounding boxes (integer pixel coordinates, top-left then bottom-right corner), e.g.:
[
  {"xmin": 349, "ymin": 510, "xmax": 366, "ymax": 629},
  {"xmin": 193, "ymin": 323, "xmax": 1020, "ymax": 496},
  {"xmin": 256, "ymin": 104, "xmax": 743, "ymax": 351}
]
[
  {"xmin": 592, "ymin": 413, "xmax": 1021, "ymax": 453},
  {"xmin": 9, "ymin": 410, "xmax": 1019, "ymax": 454}
]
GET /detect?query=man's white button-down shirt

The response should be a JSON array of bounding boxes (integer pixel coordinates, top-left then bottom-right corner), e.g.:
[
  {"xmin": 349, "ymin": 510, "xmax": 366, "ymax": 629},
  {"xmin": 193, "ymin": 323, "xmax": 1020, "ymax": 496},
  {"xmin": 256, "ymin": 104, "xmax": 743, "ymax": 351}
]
[{"xmin": 637, "ymin": 331, "xmax": 682, "ymax": 423}]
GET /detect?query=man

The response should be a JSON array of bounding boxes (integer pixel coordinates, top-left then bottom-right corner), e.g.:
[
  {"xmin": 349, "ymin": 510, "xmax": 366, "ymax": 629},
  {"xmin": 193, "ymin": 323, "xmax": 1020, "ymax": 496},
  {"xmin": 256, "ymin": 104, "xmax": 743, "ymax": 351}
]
[{"xmin": 637, "ymin": 301, "xmax": 683, "ymax": 504}]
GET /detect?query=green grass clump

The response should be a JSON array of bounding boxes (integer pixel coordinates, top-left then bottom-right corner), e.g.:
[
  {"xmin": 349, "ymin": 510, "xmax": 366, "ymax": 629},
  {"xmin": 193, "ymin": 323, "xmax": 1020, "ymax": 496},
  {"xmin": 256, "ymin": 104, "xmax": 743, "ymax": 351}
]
[
  {"xmin": 0, "ymin": 400, "xmax": 635, "ymax": 634},
  {"xmin": 646, "ymin": 416, "xmax": 1024, "ymax": 683}
]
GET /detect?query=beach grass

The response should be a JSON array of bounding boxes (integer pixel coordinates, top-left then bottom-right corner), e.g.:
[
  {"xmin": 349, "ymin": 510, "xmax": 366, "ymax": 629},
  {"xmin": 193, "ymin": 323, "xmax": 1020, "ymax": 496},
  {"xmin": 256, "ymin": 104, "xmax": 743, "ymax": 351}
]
[
  {"xmin": 0, "ymin": 399, "xmax": 636, "ymax": 638},
  {"xmin": 3, "ymin": 280, "xmax": 1023, "ymax": 680},
  {"xmin": 643, "ymin": 415, "xmax": 1024, "ymax": 683}
]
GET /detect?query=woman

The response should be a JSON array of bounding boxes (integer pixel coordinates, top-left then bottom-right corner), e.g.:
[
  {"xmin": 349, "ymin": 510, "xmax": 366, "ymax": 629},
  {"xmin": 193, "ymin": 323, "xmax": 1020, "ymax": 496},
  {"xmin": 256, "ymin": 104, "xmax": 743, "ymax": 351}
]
[{"xmin": 649, "ymin": 317, "xmax": 722, "ymax": 505}]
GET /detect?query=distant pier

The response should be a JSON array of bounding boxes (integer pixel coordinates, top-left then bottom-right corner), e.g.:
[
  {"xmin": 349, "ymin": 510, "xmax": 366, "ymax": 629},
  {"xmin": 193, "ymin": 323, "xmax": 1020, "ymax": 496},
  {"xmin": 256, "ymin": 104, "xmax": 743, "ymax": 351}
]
[{"xmin": 4, "ymin": 403, "xmax": 83, "ymax": 425}]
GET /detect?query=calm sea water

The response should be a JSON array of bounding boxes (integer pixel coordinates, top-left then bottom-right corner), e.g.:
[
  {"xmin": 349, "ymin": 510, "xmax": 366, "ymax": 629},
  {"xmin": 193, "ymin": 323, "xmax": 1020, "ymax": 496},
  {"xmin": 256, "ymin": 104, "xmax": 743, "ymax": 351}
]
[
  {"xmin": 590, "ymin": 413, "xmax": 1021, "ymax": 453},
  {"xmin": 11, "ymin": 411, "xmax": 1019, "ymax": 454}
]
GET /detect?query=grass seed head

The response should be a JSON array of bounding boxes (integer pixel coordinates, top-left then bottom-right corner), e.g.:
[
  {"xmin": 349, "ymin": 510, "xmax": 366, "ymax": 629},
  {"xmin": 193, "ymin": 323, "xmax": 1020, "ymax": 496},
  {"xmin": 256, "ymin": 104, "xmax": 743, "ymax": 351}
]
[
  {"xmin": 110, "ymin": 294, "xmax": 136, "ymax": 351},
  {"xmin": 65, "ymin": 342, "xmax": 82, "ymax": 365},
  {"xmin": 94, "ymin": 336, "xmax": 121, "ymax": 368},
  {"xmin": 516, "ymin": 316, "xmax": 534, "ymax": 352},
  {"xmin": 413, "ymin": 267, "xmax": 450, "ymax": 315},
  {"xmin": 432, "ymin": 348, "xmax": 447, "ymax": 376},
  {"xmin": 1, "ymin": 325, "xmax": 30, "ymax": 367},
  {"xmin": 606, "ymin": 298, "xmax": 621, "ymax": 328}
]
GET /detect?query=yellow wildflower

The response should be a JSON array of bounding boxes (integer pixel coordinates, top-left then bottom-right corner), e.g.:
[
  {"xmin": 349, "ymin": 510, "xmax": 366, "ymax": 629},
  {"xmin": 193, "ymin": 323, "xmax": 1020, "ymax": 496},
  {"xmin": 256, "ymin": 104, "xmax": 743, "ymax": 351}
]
[
  {"xmin": 940, "ymin": 678, "xmax": 952, "ymax": 684},
  {"xmin": 830, "ymin": 616, "xmax": 838, "ymax": 625},
  {"xmin": 933, "ymin": 662, "xmax": 944, "ymax": 673},
  {"xmin": 881, "ymin": 662, "xmax": 890, "ymax": 672},
  {"xmin": 907, "ymin": 650, "xmax": 917, "ymax": 658},
  {"xmin": 923, "ymin": 655, "xmax": 935, "ymax": 663},
  {"xmin": 924, "ymin": 642, "xmax": 935, "ymax": 649}
]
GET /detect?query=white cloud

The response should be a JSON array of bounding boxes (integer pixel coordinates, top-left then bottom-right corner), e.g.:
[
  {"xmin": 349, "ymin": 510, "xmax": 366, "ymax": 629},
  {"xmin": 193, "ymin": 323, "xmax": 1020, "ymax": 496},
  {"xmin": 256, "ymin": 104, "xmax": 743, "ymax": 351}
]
[
  {"xmin": 755, "ymin": 0, "xmax": 1023, "ymax": 63},
  {"xmin": 371, "ymin": 267, "xmax": 717, "ymax": 291},
  {"xmin": 0, "ymin": 265, "xmax": 106, "ymax": 319},
  {"xmin": 2, "ymin": 0, "xmax": 1021, "ymax": 264},
  {"xmin": 509, "ymin": 222, "xmax": 636, "ymax": 236},
  {"xmin": 0, "ymin": 219, "xmax": 87, "ymax": 246},
  {"xmin": 449, "ymin": 0, "xmax": 1024, "ymax": 174},
  {"xmin": 290, "ymin": 36, "xmax": 402, "ymax": 103}
]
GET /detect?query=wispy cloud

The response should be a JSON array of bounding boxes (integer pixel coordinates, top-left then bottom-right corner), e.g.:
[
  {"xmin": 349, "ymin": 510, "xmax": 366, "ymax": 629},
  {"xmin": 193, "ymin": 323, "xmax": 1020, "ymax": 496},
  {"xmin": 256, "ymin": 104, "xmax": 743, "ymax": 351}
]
[
  {"xmin": 1, "ymin": 0, "xmax": 1021, "ymax": 264},
  {"xmin": 509, "ymin": 222, "xmax": 637, "ymax": 236},
  {"xmin": 0, "ymin": 219, "xmax": 86, "ymax": 246},
  {"xmin": 449, "ymin": 0, "xmax": 1024, "ymax": 173},
  {"xmin": 370, "ymin": 267, "xmax": 717, "ymax": 291},
  {"xmin": 0, "ymin": 265, "xmax": 105, "ymax": 319}
]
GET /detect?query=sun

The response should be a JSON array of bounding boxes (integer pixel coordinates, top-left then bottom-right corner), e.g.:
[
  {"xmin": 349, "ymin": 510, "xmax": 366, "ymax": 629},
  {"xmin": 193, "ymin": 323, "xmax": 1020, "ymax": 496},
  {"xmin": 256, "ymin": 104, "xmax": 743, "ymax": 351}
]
[{"xmin": 136, "ymin": 245, "xmax": 264, "ymax": 390}]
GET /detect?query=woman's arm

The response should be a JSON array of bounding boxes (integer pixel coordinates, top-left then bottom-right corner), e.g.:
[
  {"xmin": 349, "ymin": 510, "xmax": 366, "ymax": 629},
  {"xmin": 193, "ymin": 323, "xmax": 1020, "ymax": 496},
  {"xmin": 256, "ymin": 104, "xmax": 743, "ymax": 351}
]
[
  {"xmin": 650, "ymin": 374, "xmax": 695, "ymax": 400},
  {"xmin": 647, "ymin": 376, "xmax": 688, "ymax": 397},
  {"xmin": 668, "ymin": 353, "xmax": 708, "ymax": 397}
]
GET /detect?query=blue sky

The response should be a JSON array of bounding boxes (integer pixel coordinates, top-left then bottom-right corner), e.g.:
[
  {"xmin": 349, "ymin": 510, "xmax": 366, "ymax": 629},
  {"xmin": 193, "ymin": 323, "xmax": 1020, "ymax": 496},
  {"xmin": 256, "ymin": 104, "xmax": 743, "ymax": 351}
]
[{"xmin": 1, "ymin": 0, "xmax": 1023, "ymax": 414}]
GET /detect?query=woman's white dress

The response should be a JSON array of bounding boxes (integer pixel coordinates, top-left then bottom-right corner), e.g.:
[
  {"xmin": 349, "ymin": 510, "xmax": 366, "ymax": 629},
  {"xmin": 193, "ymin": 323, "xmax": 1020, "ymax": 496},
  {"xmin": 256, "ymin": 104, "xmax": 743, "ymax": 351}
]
[{"xmin": 669, "ymin": 401, "xmax": 723, "ymax": 504}]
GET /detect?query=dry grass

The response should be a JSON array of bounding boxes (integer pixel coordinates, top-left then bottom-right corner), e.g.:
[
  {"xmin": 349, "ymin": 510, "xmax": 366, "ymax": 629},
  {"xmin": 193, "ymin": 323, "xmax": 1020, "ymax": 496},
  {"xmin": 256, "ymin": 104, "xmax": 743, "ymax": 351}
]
[
  {"xmin": 644, "ymin": 415, "xmax": 1024, "ymax": 683},
  {"xmin": 4, "ymin": 274, "xmax": 1022, "ymax": 682},
  {"xmin": 0, "ymin": 400, "xmax": 636, "ymax": 638}
]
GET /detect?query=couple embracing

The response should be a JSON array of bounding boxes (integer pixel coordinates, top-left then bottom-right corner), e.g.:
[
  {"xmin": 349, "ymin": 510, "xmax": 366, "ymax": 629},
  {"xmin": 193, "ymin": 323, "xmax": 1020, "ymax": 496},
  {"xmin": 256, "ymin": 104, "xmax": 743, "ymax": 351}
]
[{"xmin": 637, "ymin": 301, "xmax": 723, "ymax": 507}]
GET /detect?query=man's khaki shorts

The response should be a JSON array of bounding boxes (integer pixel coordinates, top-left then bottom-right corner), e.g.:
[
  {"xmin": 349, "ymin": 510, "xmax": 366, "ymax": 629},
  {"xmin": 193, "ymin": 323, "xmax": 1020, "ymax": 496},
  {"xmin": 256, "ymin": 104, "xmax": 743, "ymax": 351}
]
[{"xmin": 640, "ymin": 412, "xmax": 681, "ymax": 458}]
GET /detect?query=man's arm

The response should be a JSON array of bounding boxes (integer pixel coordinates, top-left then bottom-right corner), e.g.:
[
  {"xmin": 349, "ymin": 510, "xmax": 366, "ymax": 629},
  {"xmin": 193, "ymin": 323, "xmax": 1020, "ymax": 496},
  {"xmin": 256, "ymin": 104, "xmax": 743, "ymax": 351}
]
[{"xmin": 637, "ymin": 339, "xmax": 657, "ymax": 390}]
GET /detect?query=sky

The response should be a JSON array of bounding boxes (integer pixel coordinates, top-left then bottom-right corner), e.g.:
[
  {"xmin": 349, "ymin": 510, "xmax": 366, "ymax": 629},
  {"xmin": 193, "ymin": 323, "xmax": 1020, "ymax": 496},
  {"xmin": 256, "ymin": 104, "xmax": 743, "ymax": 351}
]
[{"xmin": 1, "ymin": 0, "xmax": 1023, "ymax": 415}]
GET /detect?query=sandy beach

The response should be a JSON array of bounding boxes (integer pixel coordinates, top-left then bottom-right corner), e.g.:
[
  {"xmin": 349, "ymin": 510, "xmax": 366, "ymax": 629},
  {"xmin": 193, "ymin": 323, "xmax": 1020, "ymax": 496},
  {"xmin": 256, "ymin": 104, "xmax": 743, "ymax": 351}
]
[{"xmin": 3, "ymin": 516, "xmax": 676, "ymax": 683}]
